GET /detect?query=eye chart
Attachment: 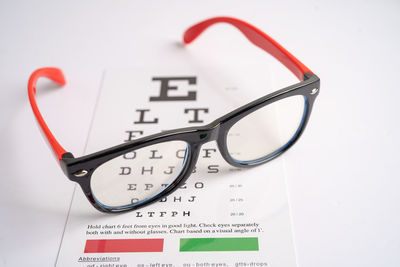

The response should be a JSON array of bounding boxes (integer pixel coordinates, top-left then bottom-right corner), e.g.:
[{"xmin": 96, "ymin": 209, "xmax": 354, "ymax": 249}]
[{"xmin": 56, "ymin": 64, "xmax": 298, "ymax": 267}]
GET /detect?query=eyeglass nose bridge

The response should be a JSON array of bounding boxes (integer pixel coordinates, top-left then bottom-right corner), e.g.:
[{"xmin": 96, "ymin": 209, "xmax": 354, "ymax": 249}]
[{"xmin": 195, "ymin": 122, "xmax": 221, "ymax": 145}]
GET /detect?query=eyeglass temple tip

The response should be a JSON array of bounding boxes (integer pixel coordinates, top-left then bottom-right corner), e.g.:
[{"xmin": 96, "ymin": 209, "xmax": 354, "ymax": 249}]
[{"xmin": 28, "ymin": 67, "xmax": 66, "ymax": 94}]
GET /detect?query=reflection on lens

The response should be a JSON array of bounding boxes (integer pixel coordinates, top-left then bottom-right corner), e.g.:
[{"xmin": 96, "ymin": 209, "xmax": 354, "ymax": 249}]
[
  {"xmin": 227, "ymin": 95, "xmax": 306, "ymax": 163},
  {"xmin": 91, "ymin": 140, "xmax": 189, "ymax": 209}
]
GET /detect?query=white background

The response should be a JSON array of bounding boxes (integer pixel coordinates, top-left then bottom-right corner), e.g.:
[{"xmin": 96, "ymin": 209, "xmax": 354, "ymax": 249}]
[{"xmin": 0, "ymin": 0, "xmax": 399, "ymax": 266}]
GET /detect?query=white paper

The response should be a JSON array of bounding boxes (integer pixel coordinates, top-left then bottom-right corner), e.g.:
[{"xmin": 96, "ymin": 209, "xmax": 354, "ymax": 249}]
[{"xmin": 56, "ymin": 65, "xmax": 297, "ymax": 267}]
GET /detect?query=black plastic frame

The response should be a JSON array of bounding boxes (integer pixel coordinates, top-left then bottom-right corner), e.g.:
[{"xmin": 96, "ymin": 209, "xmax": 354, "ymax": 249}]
[{"xmin": 60, "ymin": 72, "xmax": 320, "ymax": 213}]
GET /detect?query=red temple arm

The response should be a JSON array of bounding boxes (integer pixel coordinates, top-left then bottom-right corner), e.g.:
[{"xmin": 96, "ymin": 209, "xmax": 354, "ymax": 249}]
[
  {"xmin": 28, "ymin": 68, "xmax": 67, "ymax": 161},
  {"xmin": 183, "ymin": 17, "xmax": 313, "ymax": 81}
]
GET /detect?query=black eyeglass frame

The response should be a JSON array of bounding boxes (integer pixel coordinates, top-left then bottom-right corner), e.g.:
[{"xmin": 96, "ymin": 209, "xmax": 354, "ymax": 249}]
[{"xmin": 60, "ymin": 72, "xmax": 319, "ymax": 213}]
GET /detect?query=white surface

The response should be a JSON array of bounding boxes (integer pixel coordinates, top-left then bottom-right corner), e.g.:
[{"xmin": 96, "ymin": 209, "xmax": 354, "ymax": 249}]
[{"xmin": 0, "ymin": 0, "xmax": 399, "ymax": 266}]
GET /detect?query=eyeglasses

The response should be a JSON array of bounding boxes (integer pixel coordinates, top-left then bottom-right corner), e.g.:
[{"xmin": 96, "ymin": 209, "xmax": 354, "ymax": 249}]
[{"xmin": 28, "ymin": 17, "xmax": 320, "ymax": 213}]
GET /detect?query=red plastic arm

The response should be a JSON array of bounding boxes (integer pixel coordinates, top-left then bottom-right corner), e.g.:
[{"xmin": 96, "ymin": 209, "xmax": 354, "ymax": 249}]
[
  {"xmin": 183, "ymin": 17, "xmax": 313, "ymax": 81},
  {"xmin": 28, "ymin": 68, "xmax": 67, "ymax": 161}
]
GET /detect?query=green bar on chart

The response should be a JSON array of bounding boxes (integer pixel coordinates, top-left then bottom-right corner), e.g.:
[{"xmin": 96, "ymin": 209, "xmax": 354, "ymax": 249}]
[{"xmin": 180, "ymin": 237, "xmax": 259, "ymax": 252}]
